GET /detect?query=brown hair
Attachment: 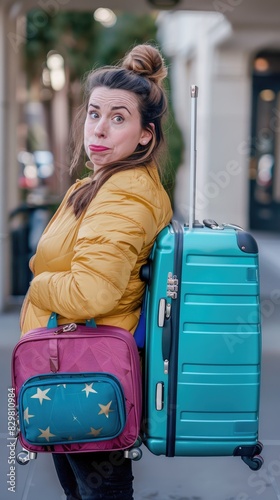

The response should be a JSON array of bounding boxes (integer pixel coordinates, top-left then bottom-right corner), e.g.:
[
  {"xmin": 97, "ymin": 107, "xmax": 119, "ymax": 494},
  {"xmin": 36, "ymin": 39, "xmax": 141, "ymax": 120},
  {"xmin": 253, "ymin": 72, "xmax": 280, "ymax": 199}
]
[{"xmin": 68, "ymin": 43, "xmax": 168, "ymax": 217}]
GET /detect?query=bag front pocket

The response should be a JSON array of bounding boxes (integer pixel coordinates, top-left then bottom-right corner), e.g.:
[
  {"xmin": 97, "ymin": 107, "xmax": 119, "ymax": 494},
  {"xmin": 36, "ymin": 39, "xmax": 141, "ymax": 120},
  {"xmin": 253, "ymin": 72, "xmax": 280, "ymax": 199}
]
[{"xmin": 18, "ymin": 372, "xmax": 126, "ymax": 445}]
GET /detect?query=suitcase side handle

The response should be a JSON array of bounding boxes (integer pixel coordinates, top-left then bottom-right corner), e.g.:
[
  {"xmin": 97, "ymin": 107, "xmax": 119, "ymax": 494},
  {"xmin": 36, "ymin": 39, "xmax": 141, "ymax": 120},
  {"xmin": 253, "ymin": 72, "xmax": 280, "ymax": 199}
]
[
  {"xmin": 162, "ymin": 304, "xmax": 172, "ymax": 375},
  {"xmin": 158, "ymin": 298, "xmax": 172, "ymax": 374}
]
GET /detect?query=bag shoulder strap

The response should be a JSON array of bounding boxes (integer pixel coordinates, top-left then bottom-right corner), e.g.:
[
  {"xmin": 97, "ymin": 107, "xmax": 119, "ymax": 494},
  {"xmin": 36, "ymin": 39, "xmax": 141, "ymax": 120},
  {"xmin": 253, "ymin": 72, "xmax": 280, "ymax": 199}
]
[{"xmin": 47, "ymin": 313, "xmax": 96, "ymax": 329}]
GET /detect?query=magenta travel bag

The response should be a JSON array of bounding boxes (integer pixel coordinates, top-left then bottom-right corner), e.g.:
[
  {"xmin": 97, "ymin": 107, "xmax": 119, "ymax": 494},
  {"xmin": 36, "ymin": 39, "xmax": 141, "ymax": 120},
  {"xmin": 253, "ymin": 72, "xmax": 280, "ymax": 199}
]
[{"xmin": 12, "ymin": 321, "xmax": 142, "ymax": 461}]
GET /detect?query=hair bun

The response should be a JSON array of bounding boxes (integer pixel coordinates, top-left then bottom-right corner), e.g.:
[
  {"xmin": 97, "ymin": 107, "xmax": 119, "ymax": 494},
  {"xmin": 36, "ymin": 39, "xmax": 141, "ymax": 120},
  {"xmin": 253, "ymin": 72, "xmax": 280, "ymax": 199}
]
[{"xmin": 122, "ymin": 44, "xmax": 167, "ymax": 85}]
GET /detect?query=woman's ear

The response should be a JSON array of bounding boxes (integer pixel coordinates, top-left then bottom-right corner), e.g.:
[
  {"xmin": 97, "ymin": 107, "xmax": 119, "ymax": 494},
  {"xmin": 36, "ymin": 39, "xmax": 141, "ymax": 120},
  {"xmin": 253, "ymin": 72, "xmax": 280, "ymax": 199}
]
[{"xmin": 139, "ymin": 124, "xmax": 154, "ymax": 146}]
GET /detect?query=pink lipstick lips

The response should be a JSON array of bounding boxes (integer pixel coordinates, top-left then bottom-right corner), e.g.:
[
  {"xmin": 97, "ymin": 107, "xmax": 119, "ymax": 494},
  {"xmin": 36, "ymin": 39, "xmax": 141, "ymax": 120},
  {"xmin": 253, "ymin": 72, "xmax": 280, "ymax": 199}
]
[{"xmin": 89, "ymin": 145, "xmax": 109, "ymax": 152}]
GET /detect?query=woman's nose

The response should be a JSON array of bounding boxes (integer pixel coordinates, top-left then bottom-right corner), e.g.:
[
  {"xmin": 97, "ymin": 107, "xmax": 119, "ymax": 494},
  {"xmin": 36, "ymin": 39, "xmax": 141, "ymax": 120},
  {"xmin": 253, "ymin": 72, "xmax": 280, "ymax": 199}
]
[{"xmin": 94, "ymin": 119, "xmax": 107, "ymax": 137}]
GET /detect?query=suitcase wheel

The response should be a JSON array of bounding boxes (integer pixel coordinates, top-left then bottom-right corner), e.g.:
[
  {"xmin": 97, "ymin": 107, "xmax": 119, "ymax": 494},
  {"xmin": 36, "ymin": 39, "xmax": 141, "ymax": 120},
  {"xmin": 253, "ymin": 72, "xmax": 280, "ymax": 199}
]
[
  {"xmin": 131, "ymin": 448, "xmax": 143, "ymax": 461},
  {"xmin": 16, "ymin": 450, "xmax": 30, "ymax": 465},
  {"xmin": 16, "ymin": 448, "xmax": 37, "ymax": 465},
  {"xmin": 255, "ymin": 441, "xmax": 263, "ymax": 455},
  {"xmin": 234, "ymin": 441, "xmax": 264, "ymax": 470},
  {"xmin": 123, "ymin": 446, "xmax": 142, "ymax": 461},
  {"xmin": 241, "ymin": 454, "xmax": 264, "ymax": 471}
]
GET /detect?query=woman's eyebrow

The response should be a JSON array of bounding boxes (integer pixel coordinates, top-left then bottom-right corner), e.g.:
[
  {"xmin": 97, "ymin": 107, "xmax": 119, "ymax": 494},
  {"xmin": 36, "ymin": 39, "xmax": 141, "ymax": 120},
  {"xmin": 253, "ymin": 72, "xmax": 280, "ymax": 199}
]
[
  {"xmin": 88, "ymin": 103, "xmax": 131, "ymax": 115},
  {"xmin": 111, "ymin": 105, "xmax": 131, "ymax": 115}
]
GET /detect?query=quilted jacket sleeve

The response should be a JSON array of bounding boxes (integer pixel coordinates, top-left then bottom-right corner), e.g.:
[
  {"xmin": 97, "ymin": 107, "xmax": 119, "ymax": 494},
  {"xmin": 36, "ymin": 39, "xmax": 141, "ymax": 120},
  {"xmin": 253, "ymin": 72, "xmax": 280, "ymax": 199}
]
[{"xmin": 28, "ymin": 171, "xmax": 164, "ymax": 320}]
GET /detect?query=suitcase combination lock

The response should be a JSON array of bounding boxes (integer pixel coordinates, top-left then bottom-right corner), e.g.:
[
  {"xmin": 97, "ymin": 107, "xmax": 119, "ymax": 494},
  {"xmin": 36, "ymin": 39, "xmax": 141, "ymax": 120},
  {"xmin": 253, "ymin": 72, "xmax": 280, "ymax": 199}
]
[{"xmin": 167, "ymin": 272, "xmax": 178, "ymax": 299}]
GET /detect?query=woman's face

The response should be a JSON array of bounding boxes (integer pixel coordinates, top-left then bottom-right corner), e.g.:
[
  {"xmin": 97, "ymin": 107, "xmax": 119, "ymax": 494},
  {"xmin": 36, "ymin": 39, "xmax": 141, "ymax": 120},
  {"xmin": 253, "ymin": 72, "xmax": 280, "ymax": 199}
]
[{"xmin": 84, "ymin": 86, "xmax": 152, "ymax": 172}]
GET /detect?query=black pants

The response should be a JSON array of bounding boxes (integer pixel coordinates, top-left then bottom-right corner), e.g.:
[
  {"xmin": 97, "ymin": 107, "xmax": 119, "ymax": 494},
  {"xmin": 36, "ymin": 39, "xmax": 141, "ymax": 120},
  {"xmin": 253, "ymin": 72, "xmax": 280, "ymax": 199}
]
[{"xmin": 52, "ymin": 451, "xmax": 134, "ymax": 500}]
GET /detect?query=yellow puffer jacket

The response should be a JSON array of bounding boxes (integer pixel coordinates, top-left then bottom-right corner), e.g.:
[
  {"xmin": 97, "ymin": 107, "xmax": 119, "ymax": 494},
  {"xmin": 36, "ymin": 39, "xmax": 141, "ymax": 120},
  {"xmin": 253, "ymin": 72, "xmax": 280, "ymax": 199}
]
[{"xmin": 20, "ymin": 164, "xmax": 172, "ymax": 336}]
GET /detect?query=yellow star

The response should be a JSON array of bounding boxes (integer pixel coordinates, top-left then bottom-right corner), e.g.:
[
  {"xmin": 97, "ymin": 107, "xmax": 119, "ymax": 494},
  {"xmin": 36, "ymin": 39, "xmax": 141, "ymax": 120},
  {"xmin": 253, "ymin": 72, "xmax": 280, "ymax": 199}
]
[
  {"xmin": 98, "ymin": 401, "xmax": 114, "ymax": 418},
  {"xmin": 82, "ymin": 383, "xmax": 98, "ymax": 397},
  {"xmin": 38, "ymin": 426, "xmax": 55, "ymax": 442},
  {"xmin": 87, "ymin": 427, "xmax": 103, "ymax": 437},
  {"xmin": 31, "ymin": 388, "xmax": 51, "ymax": 405},
  {"xmin": 23, "ymin": 407, "xmax": 35, "ymax": 424}
]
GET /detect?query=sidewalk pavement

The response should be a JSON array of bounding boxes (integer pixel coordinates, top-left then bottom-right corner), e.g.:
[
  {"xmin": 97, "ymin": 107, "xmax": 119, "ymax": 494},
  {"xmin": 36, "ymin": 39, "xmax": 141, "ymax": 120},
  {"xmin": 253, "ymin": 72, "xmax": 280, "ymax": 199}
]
[{"xmin": 0, "ymin": 229, "xmax": 280, "ymax": 500}]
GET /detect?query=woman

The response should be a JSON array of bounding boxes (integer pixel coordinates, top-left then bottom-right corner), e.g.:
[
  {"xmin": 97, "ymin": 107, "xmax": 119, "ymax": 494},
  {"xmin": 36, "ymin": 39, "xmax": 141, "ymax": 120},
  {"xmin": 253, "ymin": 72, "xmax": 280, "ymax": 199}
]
[{"xmin": 20, "ymin": 43, "xmax": 173, "ymax": 499}]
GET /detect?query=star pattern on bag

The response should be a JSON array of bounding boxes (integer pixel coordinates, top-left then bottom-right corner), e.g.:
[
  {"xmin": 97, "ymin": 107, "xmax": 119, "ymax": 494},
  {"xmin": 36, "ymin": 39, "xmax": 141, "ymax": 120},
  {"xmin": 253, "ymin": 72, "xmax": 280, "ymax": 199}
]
[
  {"xmin": 24, "ymin": 407, "xmax": 35, "ymax": 424},
  {"xmin": 87, "ymin": 427, "xmax": 103, "ymax": 437},
  {"xmin": 21, "ymin": 379, "xmax": 123, "ymax": 445},
  {"xmin": 82, "ymin": 383, "xmax": 98, "ymax": 397},
  {"xmin": 31, "ymin": 387, "xmax": 51, "ymax": 405},
  {"xmin": 98, "ymin": 401, "xmax": 114, "ymax": 418},
  {"xmin": 38, "ymin": 426, "xmax": 56, "ymax": 442}
]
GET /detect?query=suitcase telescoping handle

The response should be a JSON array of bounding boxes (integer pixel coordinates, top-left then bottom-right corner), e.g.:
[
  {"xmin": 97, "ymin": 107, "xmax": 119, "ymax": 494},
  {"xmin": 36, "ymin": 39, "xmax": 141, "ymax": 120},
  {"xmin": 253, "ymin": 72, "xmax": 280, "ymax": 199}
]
[{"xmin": 189, "ymin": 85, "xmax": 198, "ymax": 230}]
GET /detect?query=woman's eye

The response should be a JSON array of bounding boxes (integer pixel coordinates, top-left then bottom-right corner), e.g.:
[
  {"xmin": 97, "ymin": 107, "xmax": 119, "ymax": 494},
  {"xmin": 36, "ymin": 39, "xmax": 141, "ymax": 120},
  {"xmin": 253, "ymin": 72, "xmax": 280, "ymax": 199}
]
[
  {"xmin": 113, "ymin": 115, "xmax": 124, "ymax": 123},
  {"xmin": 89, "ymin": 111, "xmax": 99, "ymax": 119}
]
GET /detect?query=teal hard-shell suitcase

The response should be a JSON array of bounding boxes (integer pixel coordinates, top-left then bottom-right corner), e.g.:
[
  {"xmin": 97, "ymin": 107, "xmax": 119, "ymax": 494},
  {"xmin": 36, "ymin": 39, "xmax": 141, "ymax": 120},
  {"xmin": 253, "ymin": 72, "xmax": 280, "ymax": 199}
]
[{"xmin": 141, "ymin": 87, "xmax": 263, "ymax": 470}]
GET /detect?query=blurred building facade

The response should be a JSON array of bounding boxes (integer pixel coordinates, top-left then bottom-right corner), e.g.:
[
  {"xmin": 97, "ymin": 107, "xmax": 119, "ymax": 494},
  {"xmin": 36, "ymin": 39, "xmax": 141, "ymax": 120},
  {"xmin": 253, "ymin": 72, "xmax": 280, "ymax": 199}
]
[
  {"xmin": 157, "ymin": 9, "xmax": 280, "ymax": 230},
  {"xmin": 0, "ymin": 0, "xmax": 280, "ymax": 310}
]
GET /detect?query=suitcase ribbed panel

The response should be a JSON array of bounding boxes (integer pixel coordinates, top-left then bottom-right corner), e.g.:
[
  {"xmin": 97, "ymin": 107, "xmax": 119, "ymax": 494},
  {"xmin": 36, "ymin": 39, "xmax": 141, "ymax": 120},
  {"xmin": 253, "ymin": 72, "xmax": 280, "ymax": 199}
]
[{"xmin": 174, "ymin": 228, "xmax": 260, "ymax": 455}]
